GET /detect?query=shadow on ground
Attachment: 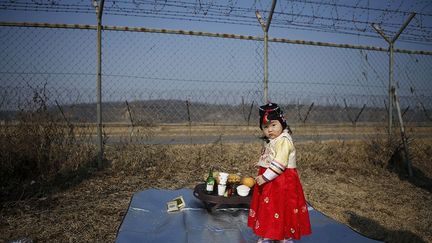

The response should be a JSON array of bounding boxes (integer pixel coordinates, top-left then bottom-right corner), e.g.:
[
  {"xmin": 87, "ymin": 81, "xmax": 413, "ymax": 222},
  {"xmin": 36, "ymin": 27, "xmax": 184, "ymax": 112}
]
[
  {"xmin": 346, "ymin": 211, "xmax": 426, "ymax": 243},
  {"xmin": 0, "ymin": 157, "xmax": 108, "ymax": 204},
  {"xmin": 388, "ymin": 164, "xmax": 432, "ymax": 194},
  {"xmin": 387, "ymin": 147, "xmax": 432, "ymax": 193},
  {"xmin": 406, "ymin": 166, "xmax": 432, "ymax": 194}
]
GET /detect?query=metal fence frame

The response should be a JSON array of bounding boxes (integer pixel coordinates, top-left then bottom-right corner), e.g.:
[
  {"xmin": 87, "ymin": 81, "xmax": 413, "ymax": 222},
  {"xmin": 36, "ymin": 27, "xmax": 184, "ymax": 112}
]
[{"xmin": 1, "ymin": 21, "xmax": 432, "ymax": 168}]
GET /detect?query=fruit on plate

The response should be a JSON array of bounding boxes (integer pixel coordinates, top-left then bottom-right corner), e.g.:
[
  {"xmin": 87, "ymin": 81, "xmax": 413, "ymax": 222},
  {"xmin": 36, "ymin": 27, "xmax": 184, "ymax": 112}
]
[
  {"xmin": 228, "ymin": 174, "xmax": 241, "ymax": 183},
  {"xmin": 241, "ymin": 177, "xmax": 255, "ymax": 188}
]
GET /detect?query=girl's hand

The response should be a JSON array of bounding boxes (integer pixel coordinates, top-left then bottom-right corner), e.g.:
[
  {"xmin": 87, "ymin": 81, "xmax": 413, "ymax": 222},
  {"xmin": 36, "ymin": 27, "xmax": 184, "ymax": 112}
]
[{"xmin": 255, "ymin": 175, "xmax": 266, "ymax": 186}]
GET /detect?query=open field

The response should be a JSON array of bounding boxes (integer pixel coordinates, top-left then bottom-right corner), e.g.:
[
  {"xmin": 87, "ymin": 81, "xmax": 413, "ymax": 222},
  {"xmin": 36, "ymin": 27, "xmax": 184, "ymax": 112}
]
[
  {"xmin": 111, "ymin": 123, "xmax": 432, "ymax": 145},
  {"xmin": 97, "ymin": 122, "xmax": 432, "ymax": 136},
  {"xmin": 4, "ymin": 122, "xmax": 431, "ymax": 139},
  {"xmin": 1, "ymin": 133, "xmax": 431, "ymax": 242},
  {"xmin": 98, "ymin": 123, "xmax": 432, "ymax": 145},
  {"xmin": 41, "ymin": 122, "xmax": 431, "ymax": 144}
]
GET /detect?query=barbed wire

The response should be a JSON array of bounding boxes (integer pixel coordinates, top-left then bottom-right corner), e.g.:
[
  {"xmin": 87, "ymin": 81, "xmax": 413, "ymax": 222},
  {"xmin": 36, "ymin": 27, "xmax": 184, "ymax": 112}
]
[{"xmin": 1, "ymin": 0, "xmax": 431, "ymax": 46}]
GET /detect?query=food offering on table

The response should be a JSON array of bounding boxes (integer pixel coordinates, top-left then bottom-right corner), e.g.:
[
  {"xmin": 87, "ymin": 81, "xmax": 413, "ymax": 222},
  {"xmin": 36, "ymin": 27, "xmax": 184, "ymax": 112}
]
[
  {"xmin": 203, "ymin": 171, "xmax": 220, "ymax": 184},
  {"xmin": 218, "ymin": 172, "xmax": 229, "ymax": 184},
  {"xmin": 203, "ymin": 171, "xmax": 255, "ymax": 197},
  {"xmin": 236, "ymin": 185, "xmax": 251, "ymax": 197},
  {"xmin": 228, "ymin": 174, "xmax": 241, "ymax": 184},
  {"xmin": 217, "ymin": 172, "xmax": 229, "ymax": 196},
  {"xmin": 236, "ymin": 176, "xmax": 255, "ymax": 197},
  {"xmin": 205, "ymin": 167, "xmax": 216, "ymax": 194},
  {"xmin": 241, "ymin": 176, "xmax": 256, "ymax": 188}
]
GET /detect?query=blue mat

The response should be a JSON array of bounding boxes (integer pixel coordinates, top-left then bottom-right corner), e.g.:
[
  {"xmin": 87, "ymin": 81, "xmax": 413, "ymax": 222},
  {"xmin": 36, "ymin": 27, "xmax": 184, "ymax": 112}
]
[{"xmin": 116, "ymin": 188, "xmax": 381, "ymax": 243}]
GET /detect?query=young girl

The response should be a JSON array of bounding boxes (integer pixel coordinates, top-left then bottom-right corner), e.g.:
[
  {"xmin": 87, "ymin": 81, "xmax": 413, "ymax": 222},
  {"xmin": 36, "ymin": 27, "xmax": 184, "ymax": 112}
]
[{"xmin": 248, "ymin": 103, "xmax": 312, "ymax": 243}]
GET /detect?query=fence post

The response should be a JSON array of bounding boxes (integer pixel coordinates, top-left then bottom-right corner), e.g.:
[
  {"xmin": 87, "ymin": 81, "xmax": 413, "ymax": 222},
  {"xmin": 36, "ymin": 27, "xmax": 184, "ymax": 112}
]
[
  {"xmin": 255, "ymin": 0, "xmax": 276, "ymax": 104},
  {"xmin": 93, "ymin": 0, "xmax": 105, "ymax": 169},
  {"xmin": 372, "ymin": 12, "xmax": 416, "ymax": 177}
]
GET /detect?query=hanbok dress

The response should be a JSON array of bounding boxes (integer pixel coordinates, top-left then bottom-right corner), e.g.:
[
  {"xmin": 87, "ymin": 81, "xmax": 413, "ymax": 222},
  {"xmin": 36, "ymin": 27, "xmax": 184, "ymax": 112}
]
[{"xmin": 247, "ymin": 130, "xmax": 312, "ymax": 240}]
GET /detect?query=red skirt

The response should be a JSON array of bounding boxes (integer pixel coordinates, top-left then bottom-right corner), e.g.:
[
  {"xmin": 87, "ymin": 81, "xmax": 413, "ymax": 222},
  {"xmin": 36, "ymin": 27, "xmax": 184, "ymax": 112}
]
[{"xmin": 247, "ymin": 167, "xmax": 312, "ymax": 240}]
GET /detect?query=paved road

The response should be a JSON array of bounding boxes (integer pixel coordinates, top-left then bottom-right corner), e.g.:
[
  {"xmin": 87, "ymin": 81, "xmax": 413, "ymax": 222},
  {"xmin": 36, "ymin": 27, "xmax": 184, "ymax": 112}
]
[{"xmin": 103, "ymin": 132, "xmax": 431, "ymax": 145}]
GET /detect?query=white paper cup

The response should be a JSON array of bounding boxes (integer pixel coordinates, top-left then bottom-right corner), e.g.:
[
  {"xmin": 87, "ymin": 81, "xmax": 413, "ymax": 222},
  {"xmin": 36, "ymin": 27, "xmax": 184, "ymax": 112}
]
[
  {"xmin": 218, "ymin": 184, "xmax": 226, "ymax": 196},
  {"xmin": 219, "ymin": 172, "xmax": 229, "ymax": 184}
]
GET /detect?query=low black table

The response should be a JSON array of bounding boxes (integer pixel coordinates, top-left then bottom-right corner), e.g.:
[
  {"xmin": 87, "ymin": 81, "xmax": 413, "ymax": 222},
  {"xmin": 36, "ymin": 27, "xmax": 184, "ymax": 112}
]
[{"xmin": 193, "ymin": 183, "xmax": 252, "ymax": 212}]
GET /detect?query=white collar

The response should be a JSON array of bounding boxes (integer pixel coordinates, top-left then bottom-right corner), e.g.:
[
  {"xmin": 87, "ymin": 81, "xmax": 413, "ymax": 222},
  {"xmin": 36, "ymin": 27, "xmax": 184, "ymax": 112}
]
[{"xmin": 268, "ymin": 129, "xmax": 290, "ymax": 142}]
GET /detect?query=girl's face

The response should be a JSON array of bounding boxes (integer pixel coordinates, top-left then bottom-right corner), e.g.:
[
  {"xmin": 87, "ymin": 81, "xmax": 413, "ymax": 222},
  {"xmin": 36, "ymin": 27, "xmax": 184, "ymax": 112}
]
[{"xmin": 262, "ymin": 120, "xmax": 283, "ymax": 139}]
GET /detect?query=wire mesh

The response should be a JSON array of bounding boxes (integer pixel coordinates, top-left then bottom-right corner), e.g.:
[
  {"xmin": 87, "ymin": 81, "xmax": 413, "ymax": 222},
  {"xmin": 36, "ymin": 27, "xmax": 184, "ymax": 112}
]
[
  {"xmin": 101, "ymin": 29, "xmax": 263, "ymax": 125},
  {"xmin": 268, "ymin": 43, "xmax": 391, "ymax": 124},
  {"xmin": 0, "ymin": 26, "xmax": 96, "ymax": 122},
  {"xmin": 0, "ymin": 24, "xmax": 431, "ymax": 136}
]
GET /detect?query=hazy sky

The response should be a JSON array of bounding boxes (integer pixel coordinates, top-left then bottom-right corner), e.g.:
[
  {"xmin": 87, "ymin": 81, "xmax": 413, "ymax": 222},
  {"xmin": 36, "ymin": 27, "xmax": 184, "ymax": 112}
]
[
  {"xmin": 1, "ymin": 0, "xmax": 431, "ymax": 110},
  {"xmin": 1, "ymin": 0, "xmax": 431, "ymax": 51}
]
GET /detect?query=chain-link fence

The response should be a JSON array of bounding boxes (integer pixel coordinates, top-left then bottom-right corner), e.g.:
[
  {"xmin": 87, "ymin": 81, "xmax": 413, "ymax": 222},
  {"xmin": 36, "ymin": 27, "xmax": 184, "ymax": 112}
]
[
  {"xmin": 268, "ymin": 42, "xmax": 432, "ymax": 125},
  {"xmin": 1, "ymin": 23, "xmax": 431, "ymax": 142}
]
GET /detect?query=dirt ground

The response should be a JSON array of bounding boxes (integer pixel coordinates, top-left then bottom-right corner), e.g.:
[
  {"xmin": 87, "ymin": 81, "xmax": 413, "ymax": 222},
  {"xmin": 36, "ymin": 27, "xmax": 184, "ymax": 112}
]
[{"xmin": 1, "ymin": 138, "xmax": 431, "ymax": 243}]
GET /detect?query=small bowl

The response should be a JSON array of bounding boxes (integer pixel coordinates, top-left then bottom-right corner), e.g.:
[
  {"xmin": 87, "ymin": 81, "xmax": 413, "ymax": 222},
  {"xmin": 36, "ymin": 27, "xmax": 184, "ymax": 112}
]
[{"xmin": 237, "ymin": 185, "xmax": 250, "ymax": 197}]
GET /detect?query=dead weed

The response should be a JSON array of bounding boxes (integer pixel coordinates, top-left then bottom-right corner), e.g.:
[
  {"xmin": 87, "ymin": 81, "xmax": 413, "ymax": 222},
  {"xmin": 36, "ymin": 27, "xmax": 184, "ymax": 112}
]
[{"xmin": 1, "ymin": 139, "xmax": 431, "ymax": 243}]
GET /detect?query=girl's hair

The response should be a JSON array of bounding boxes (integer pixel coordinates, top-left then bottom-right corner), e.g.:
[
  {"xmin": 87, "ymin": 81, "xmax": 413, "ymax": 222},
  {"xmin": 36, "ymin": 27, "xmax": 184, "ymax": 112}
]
[
  {"xmin": 258, "ymin": 103, "xmax": 292, "ymax": 141},
  {"xmin": 259, "ymin": 103, "xmax": 291, "ymax": 131}
]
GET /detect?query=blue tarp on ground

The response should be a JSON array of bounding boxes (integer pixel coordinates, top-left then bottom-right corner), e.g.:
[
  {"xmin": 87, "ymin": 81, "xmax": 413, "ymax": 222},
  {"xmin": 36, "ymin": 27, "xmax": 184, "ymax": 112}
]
[{"xmin": 116, "ymin": 188, "xmax": 381, "ymax": 243}]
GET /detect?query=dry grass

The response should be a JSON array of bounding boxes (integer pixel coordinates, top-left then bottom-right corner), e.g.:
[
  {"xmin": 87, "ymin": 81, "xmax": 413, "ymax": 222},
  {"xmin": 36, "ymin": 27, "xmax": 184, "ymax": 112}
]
[
  {"xmin": 297, "ymin": 139, "xmax": 432, "ymax": 243},
  {"xmin": 1, "ymin": 136, "xmax": 431, "ymax": 243},
  {"xmin": 3, "ymin": 85, "xmax": 430, "ymax": 243},
  {"xmin": 72, "ymin": 122, "xmax": 432, "ymax": 138}
]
